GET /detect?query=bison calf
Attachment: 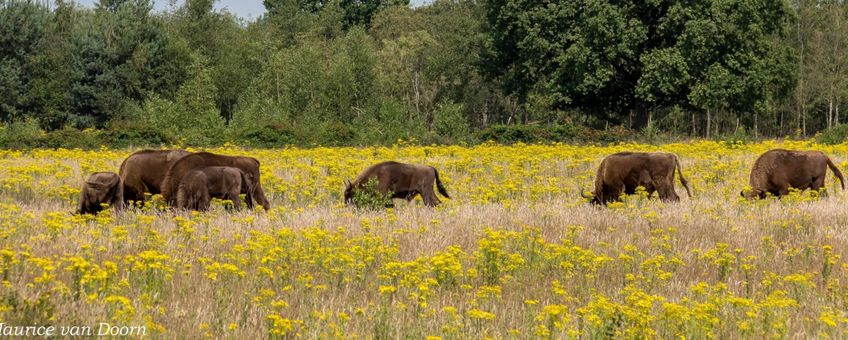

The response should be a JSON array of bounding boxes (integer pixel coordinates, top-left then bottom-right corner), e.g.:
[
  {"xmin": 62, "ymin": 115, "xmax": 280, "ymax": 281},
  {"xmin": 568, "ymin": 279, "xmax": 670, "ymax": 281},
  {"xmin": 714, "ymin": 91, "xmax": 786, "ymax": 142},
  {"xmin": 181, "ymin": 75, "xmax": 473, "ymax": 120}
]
[
  {"xmin": 177, "ymin": 166, "xmax": 252, "ymax": 211},
  {"xmin": 77, "ymin": 172, "xmax": 124, "ymax": 215},
  {"xmin": 581, "ymin": 152, "xmax": 692, "ymax": 205},
  {"xmin": 163, "ymin": 152, "xmax": 270, "ymax": 211},
  {"xmin": 345, "ymin": 161, "xmax": 449, "ymax": 207},
  {"xmin": 742, "ymin": 149, "xmax": 845, "ymax": 199}
]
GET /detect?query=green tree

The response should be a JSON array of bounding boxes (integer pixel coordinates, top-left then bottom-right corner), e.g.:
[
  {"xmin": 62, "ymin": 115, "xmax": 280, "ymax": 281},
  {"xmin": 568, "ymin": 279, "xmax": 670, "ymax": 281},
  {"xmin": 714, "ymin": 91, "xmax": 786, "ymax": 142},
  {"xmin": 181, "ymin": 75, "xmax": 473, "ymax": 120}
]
[
  {"xmin": 264, "ymin": 0, "xmax": 408, "ymax": 30},
  {"xmin": 136, "ymin": 54, "xmax": 225, "ymax": 145},
  {"xmin": 482, "ymin": 0, "xmax": 796, "ymax": 133},
  {"xmin": 68, "ymin": 0, "xmax": 189, "ymax": 127},
  {"xmin": 27, "ymin": 0, "xmax": 80, "ymax": 129},
  {"xmin": 233, "ymin": 27, "xmax": 377, "ymax": 144},
  {"xmin": 168, "ymin": 0, "xmax": 264, "ymax": 122},
  {"xmin": 0, "ymin": 0, "xmax": 50, "ymax": 122}
]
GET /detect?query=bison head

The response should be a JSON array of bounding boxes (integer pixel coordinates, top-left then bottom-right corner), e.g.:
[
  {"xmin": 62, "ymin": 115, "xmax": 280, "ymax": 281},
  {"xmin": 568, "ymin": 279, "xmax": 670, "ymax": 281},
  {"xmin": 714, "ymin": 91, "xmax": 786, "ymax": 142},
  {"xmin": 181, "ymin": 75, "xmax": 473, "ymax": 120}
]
[
  {"xmin": 77, "ymin": 173, "xmax": 123, "ymax": 215},
  {"xmin": 740, "ymin": 189, "xmax": 765, "ymax": 200},
  {"xmin": 578, "ymin": 185, "xmax": 601, "ymax": 205},
  {"xmin": 343, "ymin": 179, "xmax": 354, "ymax": 205}
]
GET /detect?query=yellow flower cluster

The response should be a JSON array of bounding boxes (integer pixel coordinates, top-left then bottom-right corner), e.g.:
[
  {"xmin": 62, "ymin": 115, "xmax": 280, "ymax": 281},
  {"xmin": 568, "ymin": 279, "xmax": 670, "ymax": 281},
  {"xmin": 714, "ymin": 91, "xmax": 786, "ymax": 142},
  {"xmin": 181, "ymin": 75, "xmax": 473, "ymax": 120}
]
[{"xmin": 0, "ymin": 140, "xmax": 844, "ymax": 338}]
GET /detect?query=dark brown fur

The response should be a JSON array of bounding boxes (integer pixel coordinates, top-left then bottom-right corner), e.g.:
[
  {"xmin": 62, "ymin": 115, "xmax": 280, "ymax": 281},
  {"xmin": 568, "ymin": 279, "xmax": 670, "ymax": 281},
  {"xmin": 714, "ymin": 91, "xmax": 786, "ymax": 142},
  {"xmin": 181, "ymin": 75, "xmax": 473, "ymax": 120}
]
[
  {"xmin": 176, "ymin": 166, "xmax": 250, "ymax": 211},
  {"xmin": 344, "ymin": 161, "xmax": 449, "ymax": 207},
  {"xmin": 119, "ymin": 149, "xmax": 191, "ymax": 205},
  {"xmin": 161, "ymin": 152, "xmax": 270, "ymax": 210},
  {"xmin": 742, "ymin": 149, "xmax": 845, "ymax": 199},
  {"xmin": 77, "ymin": 172, "xmax": 124, "ymax": 215},
  {"xmin": 581, "ymin": 152, "xmax": 692, "ymax": 205}
]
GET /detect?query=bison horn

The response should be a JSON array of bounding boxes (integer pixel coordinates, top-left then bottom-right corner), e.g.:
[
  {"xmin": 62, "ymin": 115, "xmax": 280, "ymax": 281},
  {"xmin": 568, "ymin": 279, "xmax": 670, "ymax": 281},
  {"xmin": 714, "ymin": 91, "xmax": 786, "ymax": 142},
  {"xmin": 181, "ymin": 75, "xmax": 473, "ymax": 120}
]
[{"xmin": 578, "ymin": 185, "xmax": 593, "ymax": 199}]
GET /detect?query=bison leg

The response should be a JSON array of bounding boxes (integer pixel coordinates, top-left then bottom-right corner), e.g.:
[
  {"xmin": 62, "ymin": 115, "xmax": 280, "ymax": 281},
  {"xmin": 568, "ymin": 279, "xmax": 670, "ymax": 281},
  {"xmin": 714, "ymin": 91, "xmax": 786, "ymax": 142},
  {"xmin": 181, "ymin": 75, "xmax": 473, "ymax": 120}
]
[
  {"xmin": 808, "ymin": 176, "xmax": 828, "ymax": 197},
  {"xmin": 606, "ymin": 183, "xmax": 624, "ymax": 203},
  {"xmin": 421, "ymin": 187, "xmax": 440, "ymax": 207},
  {"xmin": 392, "ymin": 191, "xmax": 413, "ymax": 201},
  {"xmin": 199, "ymin": 194, "xmax": 211, "ymax": 211},
  {"xmin": 656, "ymin": 182, "xmax": 679, "ymax": 202},
  {"xmin": 229, "ymin": 190, "xmax": 242, "ymax": 211}
]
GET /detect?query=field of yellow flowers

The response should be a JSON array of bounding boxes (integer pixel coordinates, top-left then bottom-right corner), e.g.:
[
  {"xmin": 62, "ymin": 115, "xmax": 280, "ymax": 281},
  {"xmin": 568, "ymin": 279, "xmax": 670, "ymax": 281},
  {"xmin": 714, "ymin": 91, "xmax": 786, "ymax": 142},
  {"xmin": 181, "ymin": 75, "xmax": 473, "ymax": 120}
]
[{"xmin": 1, "ymin": 140, "xmax": 848, "ymax": 338}]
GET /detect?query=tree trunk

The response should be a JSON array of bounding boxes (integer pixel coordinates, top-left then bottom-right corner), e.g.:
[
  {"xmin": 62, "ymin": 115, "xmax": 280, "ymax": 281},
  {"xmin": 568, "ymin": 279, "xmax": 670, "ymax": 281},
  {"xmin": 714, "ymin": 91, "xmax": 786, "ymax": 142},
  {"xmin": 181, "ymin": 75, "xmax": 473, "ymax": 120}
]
[
  {"xmin": 734, "ymin": 116, "xmax": 740, "ymax": 135},
  {"xmin": 632, "ymin": 100, "xmax": 649, "ymax": 129},
  {"xmin": 706, "ymin": 108, "xmax": 711, "ymax": 139},
  {"xmin": 836, "ymin": 102, "xmax": 840, "ymax": 126},
  {"xmin": 482, "ymin": 104, "xmax": 488, "ymax": 128},
  {"xmin": 413, "ymin": 71, "xmax": 421, "ymax": 121},
  {"xmin": 691, "ymin": 112, "xmax": 696, "ymax": 136},
  {"xmin": 802, "ymin": 105, "xmax": 807, "ymax": 136},
  {"xmin": 828, "ymin": 97, "xmax": 834, "ymax": 129},
  {"xmin": 780, "ymin": 109, "xmax": 784, "ymax": 135},
  {"xmin": 754, "ymin": 112, "xmax": 758, "ymax": 138}
]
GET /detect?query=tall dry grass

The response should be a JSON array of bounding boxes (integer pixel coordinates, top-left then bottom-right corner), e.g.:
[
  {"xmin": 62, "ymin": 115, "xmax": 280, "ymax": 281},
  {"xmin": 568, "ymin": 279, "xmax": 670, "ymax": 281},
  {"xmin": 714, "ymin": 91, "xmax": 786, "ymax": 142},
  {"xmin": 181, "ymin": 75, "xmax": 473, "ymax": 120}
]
[{"xmin": 0, "ymin": 141, "xmax": 846, "ymax": 338}]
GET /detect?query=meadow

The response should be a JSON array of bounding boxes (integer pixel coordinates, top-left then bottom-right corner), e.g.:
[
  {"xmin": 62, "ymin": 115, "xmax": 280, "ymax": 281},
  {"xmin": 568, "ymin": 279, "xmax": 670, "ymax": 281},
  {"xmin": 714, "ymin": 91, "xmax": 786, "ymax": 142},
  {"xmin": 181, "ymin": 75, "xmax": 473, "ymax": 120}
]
[{"xmin": 0, "ymin": 140, "xmax": 847, "ymax": 338}]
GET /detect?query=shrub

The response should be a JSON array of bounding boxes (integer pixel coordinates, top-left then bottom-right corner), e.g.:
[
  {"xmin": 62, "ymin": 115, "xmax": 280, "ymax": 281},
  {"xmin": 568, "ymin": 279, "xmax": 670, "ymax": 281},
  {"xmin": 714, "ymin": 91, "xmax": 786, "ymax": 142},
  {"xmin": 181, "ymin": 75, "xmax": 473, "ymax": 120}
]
[
  {"xmin": 477, "ymin": 123, "xmax": 581, "ymax": 144},
  {"xmin": 234, "ymin": 123, "xmax": 298, "ymax": 148},
  {"xmin": 0, "ymin": 119, "xmax": 44, "ymax": 148},
  {"xmin": 432, "ymin": 100, "xmax": 470, "ymax": 144},
  {"xmin": 815, "ymin": 124, "xmax": 848, "ymax": 145},
  {"xmin": 104, "ymin": 120, "xmax": 176, "ymax": 148},
  {"xmin": 319, "ymin": 121, "xmax": 357, "ymax": 146},
  {"xmin": 39, "ymin": 126, "xmax": 104, "ymax": 149},
  {"xmin": 350, "ymin": 178, "xmax": 393, "ymax": 210}
]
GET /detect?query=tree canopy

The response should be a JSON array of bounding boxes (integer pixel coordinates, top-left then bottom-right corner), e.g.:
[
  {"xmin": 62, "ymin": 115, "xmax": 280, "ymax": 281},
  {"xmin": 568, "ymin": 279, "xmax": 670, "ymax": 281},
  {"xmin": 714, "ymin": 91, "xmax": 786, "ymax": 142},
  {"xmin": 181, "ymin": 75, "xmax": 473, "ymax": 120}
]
[{"xmin": 0, "ymin": 0, "xmax": 844, "ymax": 146}]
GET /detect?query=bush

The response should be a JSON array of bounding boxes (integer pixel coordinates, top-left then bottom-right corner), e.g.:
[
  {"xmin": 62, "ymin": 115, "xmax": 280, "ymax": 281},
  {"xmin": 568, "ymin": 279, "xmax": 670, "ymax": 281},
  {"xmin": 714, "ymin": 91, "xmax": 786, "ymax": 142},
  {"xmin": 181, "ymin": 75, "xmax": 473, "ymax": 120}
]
[
  {"xmin": 39, "ymin": 126, "xmax": 104, "ymax": 149},
  {"xmin": 104, "ymin": 120, "xmax": 176, "ymax": 148},
  {"xmin": 319, "ymin": 121, "xmax": 357, "ymax": 146},
  {"xmin": 477, "ymin": 123, "xmax": 581, "ymax": 144},
  {"xmin": 234, "ymin": 123, "xmax": 298, "ymax": 148},
  {"xmin": 582, "ymin": 125, "xmax": 635, "ymax": 144},
  {"xmin": 352, "ymin": 98, "xmax": 427, "ymax": 145},
  {"xmin": 815, "ymin": 124, "xmax": 848, "ymax": 145},
  {"xmin": 0, "ymin": 119, "xmax": 44, "ymax": 148},
  {"xmin": 432, "ymin": 100, "xmax": 470, "ymax": 144},
  {"xmin": 350, "ymin": 178, "xmax": 393, "ymax": 210}
]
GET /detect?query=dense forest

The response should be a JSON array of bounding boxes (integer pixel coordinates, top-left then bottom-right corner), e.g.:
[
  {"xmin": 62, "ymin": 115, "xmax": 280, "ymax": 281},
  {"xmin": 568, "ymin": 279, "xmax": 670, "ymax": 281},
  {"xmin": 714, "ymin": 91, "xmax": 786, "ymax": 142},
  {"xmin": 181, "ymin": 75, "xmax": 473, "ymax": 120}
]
[{"xmin": 0, "ymin": 0, "xmax": 847, "ymax": 147}]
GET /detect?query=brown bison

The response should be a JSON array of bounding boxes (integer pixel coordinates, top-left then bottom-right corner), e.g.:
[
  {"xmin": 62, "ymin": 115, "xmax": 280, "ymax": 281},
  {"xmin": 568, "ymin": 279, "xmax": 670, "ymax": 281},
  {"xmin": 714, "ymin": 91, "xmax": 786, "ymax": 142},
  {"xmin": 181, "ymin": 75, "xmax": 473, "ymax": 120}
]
[
  {"xmin": 581, "ymin": 152, "xmax": 692, "ymax": 205},
  {"xmin": 176, "ymin": 166, "xmax": 251, "ymax": 211},
  {"xmin": 741, "ymin": 149, "xmax": 845, "ymax": 199},
  {"xmin": 119, "ymin": 149, "xmax": 191, "ymax": 205},
  {"xmin": 161, "ymin": 152, "xmax": 270, "ymax": 210},
  {"xmin": 344, "ymin": 161, "xmax": 449, "ymax": 207},
  {"xmin": 77, "ymin": 172, "xmax": 124, "ymax": 215}
]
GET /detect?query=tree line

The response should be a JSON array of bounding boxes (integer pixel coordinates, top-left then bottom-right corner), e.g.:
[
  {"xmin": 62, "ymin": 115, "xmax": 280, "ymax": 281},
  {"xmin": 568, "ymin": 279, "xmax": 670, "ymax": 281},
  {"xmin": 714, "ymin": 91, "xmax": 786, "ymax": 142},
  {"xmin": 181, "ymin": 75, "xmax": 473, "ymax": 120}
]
[{"xmin": 0, "ymin": 0, "xmax": 846, "ymax": 147}]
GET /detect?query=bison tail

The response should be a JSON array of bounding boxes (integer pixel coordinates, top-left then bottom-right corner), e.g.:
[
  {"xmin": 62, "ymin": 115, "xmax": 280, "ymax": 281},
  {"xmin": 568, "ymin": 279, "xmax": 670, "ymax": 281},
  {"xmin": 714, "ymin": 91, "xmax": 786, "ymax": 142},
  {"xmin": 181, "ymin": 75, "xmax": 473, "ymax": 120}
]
[
  {"xmin": 111, "ymin": 177, "xmax": 126, "ymax": 211},
  {"xmin": 674, "ymin": 155, "xmax": 693, "ymax": 198},
  {"xmin": 826, "ymin": 157, "xmax": 845, "ymax": 190},
  {"xmin": 433, "ymin": 167, "xmax": 450, "ymax": 198}
]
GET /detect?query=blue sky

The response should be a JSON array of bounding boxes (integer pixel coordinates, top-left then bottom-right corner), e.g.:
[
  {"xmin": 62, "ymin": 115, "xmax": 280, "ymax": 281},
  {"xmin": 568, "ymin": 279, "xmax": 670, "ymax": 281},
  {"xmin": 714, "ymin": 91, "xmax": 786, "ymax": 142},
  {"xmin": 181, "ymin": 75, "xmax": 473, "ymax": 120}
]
[{"xmin": 75, "ymin": 0, "xmax": 428, "ymax": 20}]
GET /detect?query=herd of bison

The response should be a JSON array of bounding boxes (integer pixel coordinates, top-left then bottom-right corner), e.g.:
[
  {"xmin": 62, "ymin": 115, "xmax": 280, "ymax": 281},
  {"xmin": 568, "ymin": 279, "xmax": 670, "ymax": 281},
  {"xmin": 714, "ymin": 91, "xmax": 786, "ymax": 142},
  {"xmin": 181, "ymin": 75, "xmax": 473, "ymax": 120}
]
[{"xmin": 76, "ymin": 148, "xmax": 846, "ymax": 215}]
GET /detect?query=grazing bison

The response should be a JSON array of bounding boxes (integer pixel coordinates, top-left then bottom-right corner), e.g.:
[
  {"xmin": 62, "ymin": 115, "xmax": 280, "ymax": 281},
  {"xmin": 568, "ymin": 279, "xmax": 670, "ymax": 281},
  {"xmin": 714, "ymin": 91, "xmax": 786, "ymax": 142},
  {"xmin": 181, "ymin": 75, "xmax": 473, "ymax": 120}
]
[
  {"xmin": 119, "ymin": 149, "xmax": 191, "ymax": 205},
  {"xmin": 741, "ymin": 149, "xmax": 845, "ymax": 199},
  {"xmin": 161, "ymin": 152, "xmax": 270, "ymax": 210},
  {"xmin": 77, "ymin": 172, "xmax": 123, "ymax": 215},
  {"xmin": 344, "ymin": 161, "xmax": 449, "ymax": 207},
  {"xmin": 581, "ymin": 152, "xmax": 692, "ymax": 205},
  {"xmin": 176, "ymin": 166, "xmax": 251, "ymax": 211}
]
